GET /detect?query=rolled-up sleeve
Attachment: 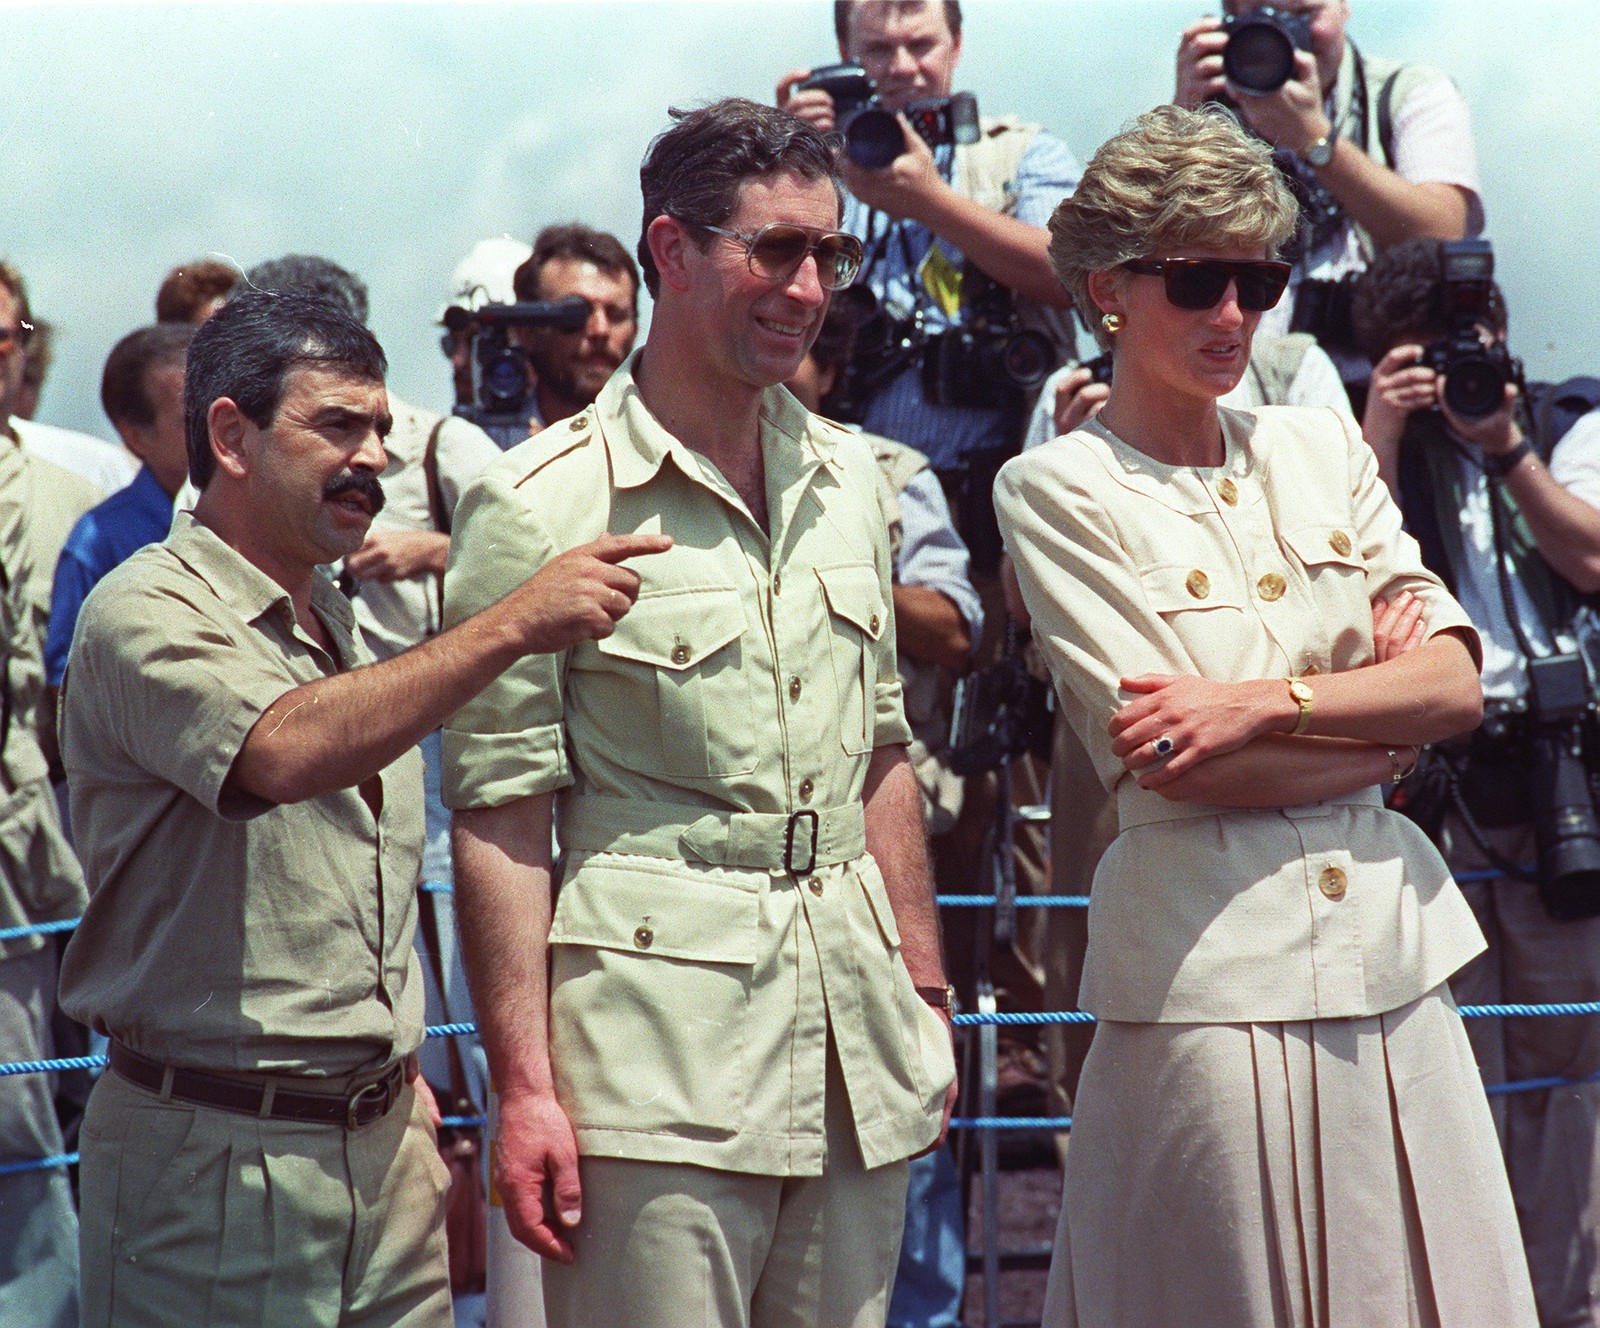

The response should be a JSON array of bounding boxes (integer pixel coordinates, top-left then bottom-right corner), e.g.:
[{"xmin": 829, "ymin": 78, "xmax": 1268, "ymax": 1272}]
[{"xmin": 441, "ymin": 470, "xmax": 571, "ymax": 808}]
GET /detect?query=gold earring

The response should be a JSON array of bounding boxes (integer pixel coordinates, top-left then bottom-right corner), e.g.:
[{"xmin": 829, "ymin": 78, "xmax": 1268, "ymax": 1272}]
[{"xmin": 1101, "ymin": 312, "xmax": 1124, "ymax": 336}]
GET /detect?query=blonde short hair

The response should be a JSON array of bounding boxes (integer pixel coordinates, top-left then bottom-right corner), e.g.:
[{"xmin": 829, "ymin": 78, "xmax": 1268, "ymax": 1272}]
[{"xmin": 1048, "ymin": 105, "xmax": 1298, "ymax": 347}]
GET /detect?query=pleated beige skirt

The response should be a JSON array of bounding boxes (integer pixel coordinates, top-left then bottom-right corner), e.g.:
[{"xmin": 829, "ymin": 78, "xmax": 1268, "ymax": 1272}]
[{"xmin": 1042, "ymin": 986, "xmax": 1536, "ymax": 1328}]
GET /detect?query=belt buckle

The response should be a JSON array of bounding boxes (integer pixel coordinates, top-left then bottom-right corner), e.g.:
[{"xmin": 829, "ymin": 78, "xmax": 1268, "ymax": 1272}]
[
  {"xmin": 784, "ymin": 809, "xmax": 819, "ymax": 876},
  {"xmin": 346, "ymin": 1078, "xmax": 391, "ymax": 1129}
]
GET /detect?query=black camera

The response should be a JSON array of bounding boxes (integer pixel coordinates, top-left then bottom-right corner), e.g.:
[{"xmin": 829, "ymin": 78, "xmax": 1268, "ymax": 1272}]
[
  {"xmin": 1526, "ymin": 653, "xmax": 1600, "ymax": 920},
  {"xmin": 446, "ymin": 297, "xmax": 590, "ymax": 447},
  {"xmin": 921, "ymin": 270, "xmax": 1055, "ymax": 410},
  {"xmin": 1081, "ymin": 350, "xmax": 1115, "ymax": 386},
  {"xmin": 1421, "ymin": 240, "xmax": 1519, "ymax": 422},
  {"xmin": 948, "ymin": 640, "xmax": 1054, "ymax": 776},
  {"xmin": 797, "ymin": 62, "xmax": 979, "ymax": 170},
  {"xmin": 1222, "ymin": 6, "xmax": 1313, "ymax": 95}
]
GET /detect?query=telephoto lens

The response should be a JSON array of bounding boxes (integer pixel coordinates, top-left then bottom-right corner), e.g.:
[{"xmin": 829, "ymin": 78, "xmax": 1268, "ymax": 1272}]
[
  {"xmin": 1222, "ymin": 7, "xmax": 1313, "ymax": 95},
  {"xmin": 1532, "ymin": 728, "xmax": 1600, "ymax": 920}
]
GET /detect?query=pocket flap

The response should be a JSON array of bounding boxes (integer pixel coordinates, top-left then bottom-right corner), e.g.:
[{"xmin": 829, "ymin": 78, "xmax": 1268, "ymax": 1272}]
[
  {"xmin": 550, "ymin": 865, "xmax": 760, "ymax": 965},
  {"xmin": 1280, "ymin": 525, "xmax": 1364, "ymax": 570},
  {"xmin": 596, "ymin": 587, "xmax": 745, "ymax": 670},
  {"xmin": 1138, "ymin": 562, "xmax": 1245, "ymax": 613},
  {"xmin": 815, "ymin": 563, "xmax": 886, "ymax": 639}
]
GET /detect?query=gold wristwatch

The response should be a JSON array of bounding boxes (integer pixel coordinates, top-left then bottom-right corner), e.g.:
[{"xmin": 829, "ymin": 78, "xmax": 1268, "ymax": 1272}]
[{"xmin": 1287, "ymin": 677, "xmax": 1315, "ymax": 735}]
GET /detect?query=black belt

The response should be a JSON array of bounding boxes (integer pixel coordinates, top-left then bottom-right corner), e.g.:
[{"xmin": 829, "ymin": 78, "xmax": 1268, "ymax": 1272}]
[{"xmin": 108, "ymin": 1041, "xmax": 405, "ymax": 1129}]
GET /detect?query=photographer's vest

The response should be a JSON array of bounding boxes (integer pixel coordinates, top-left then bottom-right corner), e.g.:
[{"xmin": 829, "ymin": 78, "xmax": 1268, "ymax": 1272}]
[
  {"xmin": 1310, "ymin": 44, "xmax": 1438, "ymax": 265},
  {"xmin": 952, "ymin": 116, "xmax": 1078, "ymax": 370},
  {"xmin": 868, "ymin": 432, "xmax": 965, "ymax": 834}
]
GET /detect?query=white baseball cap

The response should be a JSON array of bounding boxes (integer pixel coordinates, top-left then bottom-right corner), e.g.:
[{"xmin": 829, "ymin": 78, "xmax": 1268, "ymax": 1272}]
[{"xmin": 439, "ymin": 235, "xmax": 534, "ymax": 321}]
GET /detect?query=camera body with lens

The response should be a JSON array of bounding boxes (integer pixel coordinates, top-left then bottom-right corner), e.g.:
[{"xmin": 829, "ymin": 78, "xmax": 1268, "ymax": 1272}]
[
  {"xmin": 1526, "ymin": 653, "xmax": 1600, "ymax": 920},
  {"xmin": 1222, "ymin": 6, "xmax": 1313, "ymax": 96},
  {"xmin": 797, "ymin": 62, "xmax": 980, "ymax": 170},
  {"xmin": 1420, "ymin": 239, "xmax": 1521, "ymax": 422},
  {"xmin": 447, "ymin": 296, "xmax": 590, "ymax": 447}
]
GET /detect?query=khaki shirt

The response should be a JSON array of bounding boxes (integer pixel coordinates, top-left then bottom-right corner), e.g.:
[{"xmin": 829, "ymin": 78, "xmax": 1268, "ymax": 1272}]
[
  {"xmin": 57, "ymin": 513, "xmax": 425, "ymax": 1075},
  {"xmin": 0, "ymin": 441, "xmax": 85, "ymax": 959},
  {"xmin": 18, "ymin": 447, "xmax": 100, "ymax": 631},
  {"xmin": 443, "ymin": 356, "xmax": 949, "ymax": 1175},
  {"xmin": 995, "ymin": 406, "xmax": 1485, "ymax": 1023},
  {"xmin": 350, "ymin": 393, "xmax": 501, "ymax": 662}
]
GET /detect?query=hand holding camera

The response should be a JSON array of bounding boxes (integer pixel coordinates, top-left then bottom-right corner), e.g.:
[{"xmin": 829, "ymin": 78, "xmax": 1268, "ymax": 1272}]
[
  {"xmin": 779, "ymin": 61, "xmax": 979, "ymax": 221},
  {"xmin": 1175, "ymin": 12, "xmax": 1329, "ymax": 156},
  {"xmin": 1052, "ymin": 359, "xmax": 1113, "ymax": 436}
]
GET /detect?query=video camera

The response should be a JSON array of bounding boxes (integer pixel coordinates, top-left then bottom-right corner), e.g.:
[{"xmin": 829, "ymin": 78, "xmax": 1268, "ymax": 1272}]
[
  {"xmin": 1422, "ymin": 239, "xmax": 1521, "ymax": 422},
  {"xmin": 445, "ymin": 296, "xmax": 590, "ymax": 447},
  {"xmin": 796, "ymin": 62, "xmax": 980, "ymax": 169},
  {"xmin": 1222, "ymin": 6, "xmax": 1312, "ymax": 96}
]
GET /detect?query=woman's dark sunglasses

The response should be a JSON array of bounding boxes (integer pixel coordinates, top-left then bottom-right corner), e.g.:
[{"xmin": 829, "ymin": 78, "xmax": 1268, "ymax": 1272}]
[
  {"xmin": 698, "ymin": 222, "xmax": 865, "ymax": 292},
  {"xmin": 1120, "ymin": 258, "xmax": 1292, "ymax": 312}
]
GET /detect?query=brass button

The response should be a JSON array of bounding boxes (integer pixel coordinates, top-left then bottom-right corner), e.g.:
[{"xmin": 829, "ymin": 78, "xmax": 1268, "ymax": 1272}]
[
  {"xmin": 808, "ymin": 876, "xmax": 824, "ymax": 897},
  {"xmin": 868, "ymin": 613, "xmax": 881, "ymax": 634},
  {"xmin": 633, "ymin": 925, "xmax": 654, "ymax": 949},
  {"xmin": 1185, "ymin": 569, "xmax": 1210, "ymax": 600},
  {"xmin": 670, "ymin": 643, "xmax": 691, "ymax": 665},
  {"xmin": 569, "ymin": 415, "xmax": 586, "ymax": 432},
  {"xmin": 1329, "ymin": 529, "xmax": 1353, "ymax": 557},
  {"xmin": 772, "ymin": 572, "xmax": 782, "ymax": 595},
  {"xmin": 1217, "ymin": 477, "xmax": 1238, "ymax": 506},
  {"xmin": 1257, "ymin": 572, "xmax": 1286, "ymax": 602},
  {"xmin": 798, "ymin": 778, "xmax": 814, "ymax": 803},
  {"xmin": 1318, "ymin": 867, "xmax": 1348, "ymax": 901},
  {"xmin": 789, "ymin": 676, "xmax": 802, "ymax": 702},
  {"xmin": 1302, "ymin": 663, "xmax": 1321, "ymax": 677}
]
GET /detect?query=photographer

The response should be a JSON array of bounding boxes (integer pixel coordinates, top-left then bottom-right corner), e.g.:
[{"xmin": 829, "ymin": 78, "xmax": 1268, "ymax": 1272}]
[
  {"xmin": 778, "ymin": 0, "xmax": 1079, "ymax": 574},
  {"xmin": 1177, "ymin": 0, "xmax": 1483, "ymax": 396},
  {"xmin": 509, "ymin": 223, "xmax": 639, "ymax": 435},
  {"xmin": 1352, "ymin": 237, "xmax": 1600, "ymax": 1326}
]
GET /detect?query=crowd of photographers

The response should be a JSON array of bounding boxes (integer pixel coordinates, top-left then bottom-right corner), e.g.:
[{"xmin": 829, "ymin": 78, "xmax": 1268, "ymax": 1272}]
[{"xmin": 3, "ymin": 0, "xmax": 1599, "ymax": 1325}]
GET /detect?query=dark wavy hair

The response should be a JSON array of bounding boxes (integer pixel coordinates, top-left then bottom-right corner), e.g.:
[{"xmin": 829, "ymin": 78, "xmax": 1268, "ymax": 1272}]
[
  {"xmin": 184, "ymin": 290, "xmax": 385, "ymax": 489},
  {"xmin": 636, "ymin": 98, "xmax": 841, "ymax": 298}
]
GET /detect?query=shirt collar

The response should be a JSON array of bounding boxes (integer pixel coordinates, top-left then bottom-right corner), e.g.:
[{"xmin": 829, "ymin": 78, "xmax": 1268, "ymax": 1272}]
[
  {"xmin": 596, "ymin": 349, "xmax": 839, "ymax": 494},
  {"xmin": 164, "ymin": 510, "xmax": 357, "ymax": 639}
]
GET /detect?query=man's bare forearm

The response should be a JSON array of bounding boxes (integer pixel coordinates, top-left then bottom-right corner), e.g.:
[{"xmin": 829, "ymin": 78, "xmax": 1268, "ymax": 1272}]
[
  {"xmin": 452, "ymin": 795, "xmax": 559, "ymax": 1099},
  {"xmin": 230, "ymin": 603, "xmax": 528, "ymax": 805},
  {"xmin": 863, "ymin": 744, "xmax": 945, "ymax": 988}
]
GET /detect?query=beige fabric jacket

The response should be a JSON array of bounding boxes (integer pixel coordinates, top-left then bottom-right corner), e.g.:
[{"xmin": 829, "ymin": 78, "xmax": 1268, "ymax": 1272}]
[
  {"xmin": 443, "ymin": 357, "xmax": 952, "ymax": 1176},
  {"xmin": 995, "ymin": 405, "xmax": 1485, "ymax": 1024}
]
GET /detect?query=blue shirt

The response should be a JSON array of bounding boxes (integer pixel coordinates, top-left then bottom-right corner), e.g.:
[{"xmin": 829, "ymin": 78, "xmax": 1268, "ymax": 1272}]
[
  {"xmin": 46, "ymin": 465, "xmax": 174, "ymax": 686},
  {"xmin": 843, "ymin": 128, "xmax": 1080, "ymax": 470}
]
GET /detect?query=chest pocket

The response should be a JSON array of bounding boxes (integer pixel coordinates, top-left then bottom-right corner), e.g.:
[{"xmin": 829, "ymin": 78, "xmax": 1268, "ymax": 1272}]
[
  {"xmin": 594, "ymin": 586, "xmax": 757, "ymax": 779},
  {"xmin": 816, "ymin": 563, "xmax": 887, "ymax": 756},
  {"xmin": 1279, "ymin": 524, "xmax": 1370, "ymax": 661}
]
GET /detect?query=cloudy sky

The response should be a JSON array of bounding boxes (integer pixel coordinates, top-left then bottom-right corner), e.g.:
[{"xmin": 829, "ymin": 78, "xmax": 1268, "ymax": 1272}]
[{"xmin": 7, "ymin": 0, "xmax": 1597, "ymax": 441}]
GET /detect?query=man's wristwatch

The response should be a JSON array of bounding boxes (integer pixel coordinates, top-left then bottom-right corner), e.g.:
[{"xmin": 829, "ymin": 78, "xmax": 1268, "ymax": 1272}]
[
  {"xmin": 916, "ymin": 984, "xmax": 957, "ymax": 1016},
  {"xmin": 1287, "ymin": 677, "xmax": 1315, "ymax": 736},
  {"xmin": 1483, "ymin": 439, "xmax": 1533, "ymax": 480},
  {"xmin": 1301, "ymin": 131, "xmax": 1336, "ymax": 168}
]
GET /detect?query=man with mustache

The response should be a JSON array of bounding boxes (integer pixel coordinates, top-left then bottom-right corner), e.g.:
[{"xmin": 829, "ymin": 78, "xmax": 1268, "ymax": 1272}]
[
  {"xmin": 509, "ymin": 224, "xmax": 640, "ymax": 435},
  {"xmin": 56, "ymin": 290, "xmax": 668, "ymax": 1328}
]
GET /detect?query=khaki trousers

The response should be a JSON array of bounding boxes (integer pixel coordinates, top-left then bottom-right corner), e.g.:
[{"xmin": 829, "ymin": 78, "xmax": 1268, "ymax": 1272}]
[
  {"xmin": 78, "ymin": 1067, "xmax": 453, "ymax": 1328},
  {"xmin": 543, "ymin": 1045, "xmax": 910, "ymax": 1328},
  {"xmin": 1448, "ymin": 817, "xmax": 1600, "ymax": 1327}
]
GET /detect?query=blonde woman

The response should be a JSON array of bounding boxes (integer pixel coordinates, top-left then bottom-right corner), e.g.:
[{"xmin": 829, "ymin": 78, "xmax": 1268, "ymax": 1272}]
[{"xmin": 994, "ymin": 105, "xmax": 1534, "ymax": 1327}]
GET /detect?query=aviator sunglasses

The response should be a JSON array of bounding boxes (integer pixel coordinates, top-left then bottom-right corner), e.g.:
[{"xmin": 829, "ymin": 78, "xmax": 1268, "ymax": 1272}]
[
  {"xmin": 696, "ymin": 222, "xmax": 865, "ymax": 292},
  {"xmin": 1119, "ymin": 258, "xmax": 1292, "ymax": 313}
]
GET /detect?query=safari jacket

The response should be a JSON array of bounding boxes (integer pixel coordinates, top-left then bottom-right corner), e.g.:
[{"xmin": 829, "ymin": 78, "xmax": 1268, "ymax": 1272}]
[{"xmin": 442, "ymin": 355, "xmax": 954, "ymax": 1176}]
